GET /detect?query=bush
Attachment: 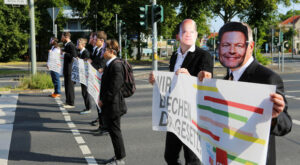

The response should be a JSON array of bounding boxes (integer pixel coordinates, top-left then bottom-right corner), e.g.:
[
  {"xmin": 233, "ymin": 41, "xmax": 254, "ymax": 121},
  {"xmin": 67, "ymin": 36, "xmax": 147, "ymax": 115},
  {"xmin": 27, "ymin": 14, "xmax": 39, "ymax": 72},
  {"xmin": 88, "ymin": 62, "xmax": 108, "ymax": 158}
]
[
  {"xmin": 19, "ymin": 72, "xmax": 54, "ymax": 89},
  {"xmin": 255, "ymin": 50, "xmax": 271, "ymax": 66}
]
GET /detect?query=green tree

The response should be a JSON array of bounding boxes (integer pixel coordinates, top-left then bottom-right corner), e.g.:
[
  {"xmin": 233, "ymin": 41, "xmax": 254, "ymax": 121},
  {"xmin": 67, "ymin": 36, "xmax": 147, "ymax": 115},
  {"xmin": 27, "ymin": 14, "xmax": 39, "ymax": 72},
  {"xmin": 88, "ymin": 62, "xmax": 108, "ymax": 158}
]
[{"xmin": 0, "ymin": 2, "xmax": 29, "ymax": 62}]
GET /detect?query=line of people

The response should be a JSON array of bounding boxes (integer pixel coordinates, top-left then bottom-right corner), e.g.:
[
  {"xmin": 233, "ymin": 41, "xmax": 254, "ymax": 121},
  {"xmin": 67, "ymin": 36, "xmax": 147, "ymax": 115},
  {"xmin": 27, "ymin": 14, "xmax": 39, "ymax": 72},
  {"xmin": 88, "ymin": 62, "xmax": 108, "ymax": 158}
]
[
  {"xmin": 149, "ymin": 19, "xmax": 292, "ymax": 165},
  {"xmin": 47, "ymin": 31, "xmax": 127, "ymax": 165}
]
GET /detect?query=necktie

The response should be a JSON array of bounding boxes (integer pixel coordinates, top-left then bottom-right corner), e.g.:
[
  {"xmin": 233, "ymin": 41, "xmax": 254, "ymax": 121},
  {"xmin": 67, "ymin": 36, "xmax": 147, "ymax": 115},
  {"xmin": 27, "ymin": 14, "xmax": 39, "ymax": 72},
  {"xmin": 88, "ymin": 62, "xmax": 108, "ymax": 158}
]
[{"xmin": 229, "ymin": 72, "xmax": 234, "ymax": 80}]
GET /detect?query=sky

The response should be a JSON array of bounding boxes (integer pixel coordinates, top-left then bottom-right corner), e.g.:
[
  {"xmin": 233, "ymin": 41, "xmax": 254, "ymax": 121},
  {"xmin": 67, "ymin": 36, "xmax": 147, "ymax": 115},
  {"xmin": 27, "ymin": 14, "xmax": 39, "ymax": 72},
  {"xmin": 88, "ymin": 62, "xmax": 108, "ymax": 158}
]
[{"xmin": 209, "ymin": 2, "xmax": 300, "ymax": 32}]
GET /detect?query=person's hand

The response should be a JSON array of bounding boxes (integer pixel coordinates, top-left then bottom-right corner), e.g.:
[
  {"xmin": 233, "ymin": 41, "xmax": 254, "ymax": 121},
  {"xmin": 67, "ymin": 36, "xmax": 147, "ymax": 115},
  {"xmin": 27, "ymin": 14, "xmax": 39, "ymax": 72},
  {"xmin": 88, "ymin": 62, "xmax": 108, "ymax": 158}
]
[
  {"xmin": 175, "ymin": 68, "xmax": 190, "ymax": 75},
  {"xmin": 87, "ymin": 59, "xmax": 92, "ymax": 63},
  {"xmin": 149, "ymin": 71, "xmax": 155, "ymax": 85},
  {"xmin": 98, "ymin": 68, "xmax": 103, "ymax": 73},
  {"xmin": 270, "ymin": 93, "xmax": 285, "ymax": 118},
  {"xmin": 98, "ymin": 100, "xmax": 103, "ymax": 108},
  {"xmin": 197, "ymin": 71, "xmax": 212, "ymax": 81},
  {"xmin": 46, "ymin": 65, "xmax": 49, "ymax": 70}
]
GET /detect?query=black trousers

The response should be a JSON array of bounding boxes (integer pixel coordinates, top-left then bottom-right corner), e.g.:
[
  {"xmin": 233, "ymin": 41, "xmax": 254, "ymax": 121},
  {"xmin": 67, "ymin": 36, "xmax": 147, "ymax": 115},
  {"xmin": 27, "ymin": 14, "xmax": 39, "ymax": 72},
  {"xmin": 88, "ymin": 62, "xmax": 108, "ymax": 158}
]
[
  {"xmin": 164, "ymin": 132, "xmax": 200, "ymax": 165},
  {"xmin": 80, "ymin": 84, "xmax": 92, "ymax": 110},
  {"xmin": 105, "ymin": 115, "xmax": 126, "ymax": 159},
  {"xmin": 64, "ymin": 74, "xmax": 75, "ymax": 105}
]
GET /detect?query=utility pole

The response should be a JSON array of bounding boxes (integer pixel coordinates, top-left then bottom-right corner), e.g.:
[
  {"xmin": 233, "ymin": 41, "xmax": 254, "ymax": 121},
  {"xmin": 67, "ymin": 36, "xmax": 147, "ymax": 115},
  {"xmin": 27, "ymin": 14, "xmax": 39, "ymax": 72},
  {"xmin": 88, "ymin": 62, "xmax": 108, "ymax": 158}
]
[
  {"xmin": 278, "ymin": 28, "xmax": 281, "ymax": 70},
  {"xmin": 152, "ymin": 0, "xmax": 158, "ymax": 71},
  {"xmin": 271, "ymin": 28, "xmax": 274, "ymax": 64},
  {"xmin": 292, "ymin": 2, "xmax": 295, "ymax": 58},
  {"xmin": 254, "ymin": 27, "xmax": 257, "ymax": 58},
  {"xmin": 118, "ymin": 20, "xmax": 122, "ymax": 58},
  {"xmin": 29, "ymin": 0, "xmax": 36, "ymax": 75}
]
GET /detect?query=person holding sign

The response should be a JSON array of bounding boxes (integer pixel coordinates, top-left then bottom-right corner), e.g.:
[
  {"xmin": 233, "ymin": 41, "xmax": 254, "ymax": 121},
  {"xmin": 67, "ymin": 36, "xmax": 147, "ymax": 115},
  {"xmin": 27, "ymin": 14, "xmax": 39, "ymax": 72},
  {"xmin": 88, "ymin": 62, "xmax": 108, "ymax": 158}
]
[
  {"xmin": 98, "ymin": 40, "xmax": 127, "ymax": 165},
  {"xmin": 77, "ymin": 38, "xmax": 93, "ymax": 114},
  {"xmin": 61, "ymin": 32, "xmax": 77, "ymax": 109},
  {"xmin": 47, "ymin": 37, "xmax": 61, "ymax": 98},
  {"xmin": 149, "ymin": 19, "xmax": 213, "ymax": 165},
  {"xmin": 198, "ymin": 22, "xmax": 292, "ymax": 165}
]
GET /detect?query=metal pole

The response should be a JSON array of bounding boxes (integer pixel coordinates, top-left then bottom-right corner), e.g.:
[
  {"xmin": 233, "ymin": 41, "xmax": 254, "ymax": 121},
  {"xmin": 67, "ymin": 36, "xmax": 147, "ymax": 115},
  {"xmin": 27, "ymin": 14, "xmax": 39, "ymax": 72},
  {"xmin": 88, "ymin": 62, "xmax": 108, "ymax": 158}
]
[
  {"xmin": 282, "ymin": 43, "xmax": 285, "ymax": 72},
  {"xmin": 292, "ymin": 2, "xmax": 295, "ymax": 58},
  {"xmin": 271, "ymin": 28, "xmax": 274, "ymax": 63},
  {"xmin": 29, "ymin": 0, "xmax": 36, "ymax": 75},
  {"xmin": 254, "ymin": 27, "xmax": 257, "ymax": 58},
  {"xmin": 152, "ymin": 0, "xmax": 158, "ymax": 71},
  {"xmin": 213, "ymin": 31, "xmax": 216, "ymax": 66},
  {"xmin": 278, "ymin": 28, "xmax": 281, "ymax": 70},
  {"xmin": 52, "ymin": 7, "xmax": 55, "ymax": 37},
  {"xmin": 118, "ymin": 21, "xmax": 122, "ymax": 58},
  {"xmin": 125, "ymin": 35, "xmax": 127, "ymax": 61},
  {"xmin": 116, "ymin": 14, "xmax": 118, "ymax": 34}
]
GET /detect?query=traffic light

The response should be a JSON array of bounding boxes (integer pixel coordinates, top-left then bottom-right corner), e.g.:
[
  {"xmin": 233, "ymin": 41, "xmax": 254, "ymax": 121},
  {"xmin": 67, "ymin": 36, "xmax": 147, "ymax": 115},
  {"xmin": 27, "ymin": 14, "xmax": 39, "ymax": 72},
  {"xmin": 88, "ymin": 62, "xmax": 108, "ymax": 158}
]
[
  {"xmin": 139, "ymin": 6, "xmax": 148, "ymax": 28},
  {"xmin": 121, "ymin": 21, "xmax": 126, "ymax": 33},
  {"xmin": 153, "ymin": 5, "xmax": 163, "ymax": 23},
  {"xmin": 279, "ymin": 31, "xmax": 283, "ymax": 43},
  {"xmin": 274, "ymin": 37, "xmax": 278, "ymax": 44}
]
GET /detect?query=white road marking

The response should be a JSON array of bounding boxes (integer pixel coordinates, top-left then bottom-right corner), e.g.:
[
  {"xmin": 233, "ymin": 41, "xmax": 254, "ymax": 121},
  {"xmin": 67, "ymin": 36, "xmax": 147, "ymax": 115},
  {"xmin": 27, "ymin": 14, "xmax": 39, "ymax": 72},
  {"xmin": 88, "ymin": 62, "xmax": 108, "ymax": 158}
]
[
  {"xmin": 286, "ymin": 90, "xmax": 300, "ymax": 93},
  {"xmin": 85, "ymin": 156, "xmax": 98, "ymax": 165},
  {"xmin": 292, "ymin": 119, "xmax": 300, "ymax": 126},
  {"xmin": 0, "ymin": 94, "xmax": 18, "ymax": 165},
  {"xmin": 283, "ymin": 80, "xmax": 300, "ymax": 82},
  {"xmin": 75, "ymin": 136, "xmax": 86, "ymax": 144},
  {"xmin": 285, "ymin": 95, "xmax": 296, "ymax": 99},
  {"xmin": 79, "ymin": 145, "xmax": 92, "ymax": 155},
  {"xmin": 54, "ymin": 97, "xmax": 98, "ymax": 165}
]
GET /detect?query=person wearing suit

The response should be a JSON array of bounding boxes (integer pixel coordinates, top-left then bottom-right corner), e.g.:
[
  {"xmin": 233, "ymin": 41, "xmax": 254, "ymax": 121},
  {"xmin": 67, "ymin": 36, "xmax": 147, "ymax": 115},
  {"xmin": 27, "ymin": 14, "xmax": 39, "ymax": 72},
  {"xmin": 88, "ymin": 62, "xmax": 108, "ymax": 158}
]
[
  {"xmin": 149, "ymin": 19, "xmax": 213, "ymax": 165},
  {"xmin": 61, "ymin": 32, "xmax": 77, "ymax": 108},
  {"xmin": 199, "ymin": 22, "xmax": 292, "ymax": 165},
  {"xmin": 86, "ymin": 32, "xmax": 96, "ymax": 54},
  {"xmin": 98, "ymin": 39, "xmax": 126, "ymax": 165},
  {"xmin": 77, "ymin": 38, "xmax": 93, "ymax": 114},
  {"xmin": 88, "ymin": 31, "xmax": 109, "ymax": 135}
]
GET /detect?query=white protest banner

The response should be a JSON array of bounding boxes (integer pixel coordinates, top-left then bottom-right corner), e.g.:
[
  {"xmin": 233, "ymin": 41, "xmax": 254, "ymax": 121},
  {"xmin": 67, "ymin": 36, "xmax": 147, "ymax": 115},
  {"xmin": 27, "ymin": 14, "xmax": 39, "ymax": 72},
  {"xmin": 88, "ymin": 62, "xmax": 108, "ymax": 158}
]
[
  {"xmin": 71, "ymin": 58, "xmax": 80, "ymax": 83},
  {"xmin": 77, "ymin": 58, "xmax": 87, "ymax": 85},
  {"xmin": 47, "ymin": 49, "xmax": 63, "ymax": 75},
  {"xmin": 152, "ymin": 71, "xmax": 275, "ymax": 165},
  {"xmin": 87, "ymin": 63, "xmax": 102, "ymax": 105}
]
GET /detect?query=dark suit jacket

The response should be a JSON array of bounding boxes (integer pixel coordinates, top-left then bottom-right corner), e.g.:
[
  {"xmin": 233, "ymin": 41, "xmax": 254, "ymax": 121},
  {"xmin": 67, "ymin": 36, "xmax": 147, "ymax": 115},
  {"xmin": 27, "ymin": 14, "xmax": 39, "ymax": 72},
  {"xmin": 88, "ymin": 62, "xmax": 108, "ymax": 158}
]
[
  {"xmin": 78, "ymin": 49, "xmax": 90, "ymax": 60},
  {"xmin": 63, "ymin": 42, "xmax": 77, "ymax": 76},
  {"xmin": 100, "ymin": 58, "xmax": 127, "ymax": 119},
  {"xmin": 169, "ymin": 46, "xmax": 213, "ymax": 76},
  {"xmin": 91, "ymin": 46, "xmax": 107, "ymax": 70},
  {"xmin": 225, "ymin": 59, "xmax": 292, "ymax": 165}
]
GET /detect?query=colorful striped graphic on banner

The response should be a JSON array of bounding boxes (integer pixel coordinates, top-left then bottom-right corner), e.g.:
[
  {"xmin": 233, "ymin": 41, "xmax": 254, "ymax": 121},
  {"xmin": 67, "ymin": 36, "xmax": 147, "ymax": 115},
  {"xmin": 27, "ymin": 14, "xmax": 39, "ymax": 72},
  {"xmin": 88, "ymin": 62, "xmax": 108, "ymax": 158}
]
[
  {"xmin": 204, "ymin": 96, "xmax": 264, "ymax": 114},
  {"xmin": 199, "ymin": 116, "xmax": 253, "ymax": 136},
  {"xmin": 192, "ymin": 120, "xmax": 220, "ymax": 141},
  {"xmin": 193, "ymin": 84, "xmax": 218, "ymax": 92},
  {"xmin": 197, "ymin": 104, "xmax": 248, "ymax": 123},
  {"xmin": 223, "ymin": 128, "xmax": 266, "ymax": 145},
  {"xmin": 213, "ymin": 147, "xmax": 258, "ymax": 165}
]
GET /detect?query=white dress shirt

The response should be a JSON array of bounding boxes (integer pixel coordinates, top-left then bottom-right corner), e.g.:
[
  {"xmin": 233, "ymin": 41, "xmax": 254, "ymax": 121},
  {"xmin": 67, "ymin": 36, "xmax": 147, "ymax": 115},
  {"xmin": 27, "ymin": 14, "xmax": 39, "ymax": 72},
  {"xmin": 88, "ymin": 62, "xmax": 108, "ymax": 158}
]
[
  {"xmin": 230, "ymin": 56, "xmax": 254, "ymax": 81},
  {"xmin": 174, "ymin": 45, "xmax": 196, "ymax": 72}
]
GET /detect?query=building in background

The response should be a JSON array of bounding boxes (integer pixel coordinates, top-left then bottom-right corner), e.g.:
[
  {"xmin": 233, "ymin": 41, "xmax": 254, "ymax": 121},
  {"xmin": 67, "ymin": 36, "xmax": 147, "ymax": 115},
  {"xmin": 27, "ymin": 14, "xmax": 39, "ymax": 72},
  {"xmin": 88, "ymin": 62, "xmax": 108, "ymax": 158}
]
[{"xmin": 279, "ymin": 15, "xmax": 300, "ymax": 54}]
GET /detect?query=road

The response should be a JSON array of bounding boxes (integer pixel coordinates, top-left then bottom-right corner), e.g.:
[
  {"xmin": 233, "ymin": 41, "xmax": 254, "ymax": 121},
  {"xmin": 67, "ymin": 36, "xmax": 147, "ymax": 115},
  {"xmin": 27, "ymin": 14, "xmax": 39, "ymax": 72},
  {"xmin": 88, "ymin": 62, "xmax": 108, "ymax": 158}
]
[{"xmin": 1, "ymin": 64, "xmax": 300, "ymax": 165}]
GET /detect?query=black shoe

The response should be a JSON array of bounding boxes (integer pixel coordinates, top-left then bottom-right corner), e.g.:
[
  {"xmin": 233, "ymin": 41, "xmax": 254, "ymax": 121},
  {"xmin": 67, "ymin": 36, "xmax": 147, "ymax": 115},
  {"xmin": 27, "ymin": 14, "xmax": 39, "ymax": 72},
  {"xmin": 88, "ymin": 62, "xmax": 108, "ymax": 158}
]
[
  {"xmin": 89, "ymin": 118, "xmax": 99, "ymax": 126},
  {"xmin": 94, "ymin": 129, "xmax": 109, "ymax": 136}
]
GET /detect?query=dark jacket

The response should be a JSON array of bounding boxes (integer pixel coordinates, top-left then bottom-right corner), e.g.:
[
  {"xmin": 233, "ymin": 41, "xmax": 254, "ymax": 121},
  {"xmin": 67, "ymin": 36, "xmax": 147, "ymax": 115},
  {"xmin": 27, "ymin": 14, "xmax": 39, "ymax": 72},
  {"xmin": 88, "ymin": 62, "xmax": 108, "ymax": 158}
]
[
  {"xmin": 91, "ymin": 46, "xmax": 107, "ymax": 70},
  {"xmin": 63, "ymin": 42, "xmax": 77, "ymax": 76},
  {"xmin": 78, "ymin": 49, "xmax": 90, "ymax": 60},
  {"xmin": 169, "ymin": 46, "xmax": 213, "ymax": 76},
  {"xmin": 100, "ymin": 58, "xmax": 127, "ymax": 119},
  {"xmin": 225, "ymin": 59, "xmax": 292, "ymax": 165}
]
